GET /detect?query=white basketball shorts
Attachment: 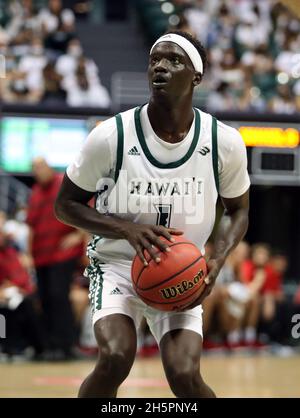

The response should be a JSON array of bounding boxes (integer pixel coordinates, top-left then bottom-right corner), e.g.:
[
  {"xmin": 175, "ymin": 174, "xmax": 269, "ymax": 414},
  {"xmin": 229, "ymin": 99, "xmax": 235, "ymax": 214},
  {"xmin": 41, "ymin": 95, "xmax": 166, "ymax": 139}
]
[{"xmin": 85, "ymin": 257, "xmax": 203, "ymax": 344}]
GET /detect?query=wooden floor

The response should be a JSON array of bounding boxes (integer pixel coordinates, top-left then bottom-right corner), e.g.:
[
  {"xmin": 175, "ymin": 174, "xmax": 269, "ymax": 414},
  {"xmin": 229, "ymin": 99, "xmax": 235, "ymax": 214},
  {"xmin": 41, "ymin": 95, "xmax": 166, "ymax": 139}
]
[{"xmin": 1, "ymin": 354, "xmax": 300, "ymax": 398}]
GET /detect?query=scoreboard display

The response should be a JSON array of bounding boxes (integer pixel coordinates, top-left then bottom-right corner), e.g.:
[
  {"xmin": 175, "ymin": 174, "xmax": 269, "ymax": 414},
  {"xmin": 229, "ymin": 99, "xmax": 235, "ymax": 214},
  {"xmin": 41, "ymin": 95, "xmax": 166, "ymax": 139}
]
[
  {"xmin": 0, "ymin": 116, "xmax": 89, "ymax": 174},
  {"xmin": 226, "ymin": 120, "xmax": 300, "ymax": 186},
  {"xmin": 0, "ymin": 114, "xmax": 299, "ymax": 185}
]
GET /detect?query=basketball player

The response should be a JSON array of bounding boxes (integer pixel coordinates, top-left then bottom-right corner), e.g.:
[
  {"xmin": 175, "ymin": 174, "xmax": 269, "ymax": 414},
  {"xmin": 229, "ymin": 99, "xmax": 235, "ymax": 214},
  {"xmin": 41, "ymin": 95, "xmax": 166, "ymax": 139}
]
[{"xmin": 55, "ymin": 30, "xmax": 250, "ymax": 397}]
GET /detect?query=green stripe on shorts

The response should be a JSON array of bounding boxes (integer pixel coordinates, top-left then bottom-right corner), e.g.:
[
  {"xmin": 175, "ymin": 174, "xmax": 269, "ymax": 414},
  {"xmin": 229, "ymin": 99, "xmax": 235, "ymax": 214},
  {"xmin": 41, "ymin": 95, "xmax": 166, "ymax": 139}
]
[{"xmin": 85, "ymin": 259, "xmax": 105, "ymax": 314}]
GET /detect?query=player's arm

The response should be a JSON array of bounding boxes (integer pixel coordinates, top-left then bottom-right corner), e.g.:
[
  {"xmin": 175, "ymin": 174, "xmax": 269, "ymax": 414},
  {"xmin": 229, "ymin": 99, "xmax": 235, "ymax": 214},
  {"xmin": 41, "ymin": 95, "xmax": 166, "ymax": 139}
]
[
  {"xmin": 55, "ymin": 174, "xmax": 125, "ymax": 238},
  {"xmin": 214, "ymin": 191, "xmax": 250, "ymax": 263},
  {"xmin": 200, "ymin": 121, "xmax": 251, "ymax": 302},
  {"xmin": 206, "ymin": 190, "xmax": 249, "ymax": 281},
  {"xmin": 187, "ymin": 123, "xmax": 250, "ymax": 307},
  {"xmin": 186, "ymin": 190, "xmax": 249, "ymax": 307}
]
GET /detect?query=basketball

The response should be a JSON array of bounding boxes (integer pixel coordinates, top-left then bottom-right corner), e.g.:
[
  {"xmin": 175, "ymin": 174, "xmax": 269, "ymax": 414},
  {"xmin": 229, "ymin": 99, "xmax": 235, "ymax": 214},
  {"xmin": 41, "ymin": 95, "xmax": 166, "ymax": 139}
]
[{"xmin": 131, "ymin": 235, "xmax": 207, "ymax": 311}]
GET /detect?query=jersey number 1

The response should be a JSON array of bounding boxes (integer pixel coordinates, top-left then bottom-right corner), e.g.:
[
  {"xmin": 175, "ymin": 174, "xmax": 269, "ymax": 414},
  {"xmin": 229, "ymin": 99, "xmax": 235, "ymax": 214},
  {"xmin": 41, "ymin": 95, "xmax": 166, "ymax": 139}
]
[{"xmin": 155, "ymin": 204, "xmax": 172, "ymax": 228}]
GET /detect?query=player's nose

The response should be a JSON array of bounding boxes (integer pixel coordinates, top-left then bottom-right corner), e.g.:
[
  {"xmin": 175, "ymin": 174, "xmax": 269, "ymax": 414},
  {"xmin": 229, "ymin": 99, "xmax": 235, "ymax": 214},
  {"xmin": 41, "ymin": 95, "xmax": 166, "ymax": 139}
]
[{"xmin": 153, "ymin": 58, "xmax": 168, "ymax": 73}]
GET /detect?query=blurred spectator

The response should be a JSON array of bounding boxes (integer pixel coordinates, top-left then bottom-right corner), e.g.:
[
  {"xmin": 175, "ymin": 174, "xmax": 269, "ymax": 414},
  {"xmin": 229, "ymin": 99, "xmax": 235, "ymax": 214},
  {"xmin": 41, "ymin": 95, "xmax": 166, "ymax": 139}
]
[
  {"xmin": 240, "ymin": 243, "xmax": 286, "ymax": 346},
  {"xmin": 3, "ymin": 206, "xmax": 33, "ymax": 274},
  {"xmin": 183, "ymin": 0, "xmax": 210, "ymax": 45},
  {"xmin": 206, "ymin": 2, "xmax": 237, "ymax": 50},
  {"xmin": 275, "ymin": 33, "xmax": 300, "ymax": 76},
  {"xmin": 169, "ymin": 13, "xmax": 196, "ymax": 37},
  {"xmin": 26, "ymin": 157, "xmax": 85, "ymax": 360},
  {"xmin": 259, "ymin": 251, "xmax": 293, "ymax": 345},
  {"xmin": 241, "ymin": 243, "xmax": 274, "ymax": 297},
  {"xmin": 219, "ymin": 48, "xmax": 244, "ymax": 85},
  {"xmin": 204, "ymin": 242, "xmax": 255, "ymax": 349},
  {"xmin": 18, "ymin": 37, "xmax": 47, "ymax": 95},
  {"xmin": 3, "ymin": 206, "xmax": 30, "ymax": 251},
  {"xmin": 167, "ymin": 0, "xmax": 300, "ymax": 113},
  {"xmin": 250, "ymin": 50, "xmax": 277, "ymax": 101},
  {"xmin": 55, "ymin": 38, "xmax": 83, "ymax": 77},
  {"xmin": 56, "ymin": 38, "xmax": 99, "ymax": 87},
  {"xmin": 234, "ymin": 9, "xmax": 270, "ymax": 57},
  {"xmin": 206, "ymin": 81, "xmax": 239, "ymax": 112},
  {"xmin": 6, "ymin": 0, "xmax": 41, "ymax": 41},
  {"xmin": 71, "ymin": 0, "xmax": 92, "ymax": 20},
  {"xmin": 40, "ymin": 61, "xmax": 66, "ymax": 105},
  {"xmin": 2, "ymin": 0, "xmax": 300, "ymax": 112},
  {"xmin": 39, "ymin": 0, "xmax": 75, "ymax": 54},
  {"xmin": 268, "ymin": 84, "xmax": 297, "ymax": 113},
  {"xmin": 203, "ymin": 241, "xmax": 296, "ymax": 352},
  {"xmin": 0, "ymin": 42, "xmax": 18, "ymax": 74},
  {"xmin": 0, "ymin": 223, "xmax": 45, "ymax": 360},
  {"xmin": 2, "ymin": 69, "xmax": 40, "ymax": 103},
  {"xmin": 65, "ymin": 57, "xmax": 111, "ymax": 108},
  {"xmin": 38, "ymin": 0, "xmax": 75, "ymax": 36}
]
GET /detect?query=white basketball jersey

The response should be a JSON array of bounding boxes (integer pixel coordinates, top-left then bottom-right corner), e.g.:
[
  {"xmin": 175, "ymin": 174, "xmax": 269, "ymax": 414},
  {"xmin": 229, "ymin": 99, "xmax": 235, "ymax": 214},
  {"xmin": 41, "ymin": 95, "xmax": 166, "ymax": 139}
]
[{"xmin": 88, "ymin": 106, "xmax": 219, "ymax": 265}]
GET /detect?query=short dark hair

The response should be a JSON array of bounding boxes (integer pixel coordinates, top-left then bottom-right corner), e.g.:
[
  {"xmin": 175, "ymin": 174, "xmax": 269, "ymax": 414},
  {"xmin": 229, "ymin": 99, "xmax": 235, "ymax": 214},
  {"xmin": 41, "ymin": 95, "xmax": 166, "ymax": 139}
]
[{"xmin": 165, "ymin": 30, "xmax": 207, "ymax": 75}]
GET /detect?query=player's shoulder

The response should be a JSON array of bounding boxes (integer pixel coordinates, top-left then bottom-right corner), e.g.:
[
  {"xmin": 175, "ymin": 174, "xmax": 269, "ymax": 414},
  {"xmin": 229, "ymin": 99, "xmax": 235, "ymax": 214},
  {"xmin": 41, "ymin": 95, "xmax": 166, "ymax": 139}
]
[
  {"xmin": 217, "ymin": 120, "xmax": 245, "ymax": 155},
  {"xmin": 216, "ymin": 120, "xmax": 243, "ymax": 143},
  {"xmin": 89, "ymin": 115, "xmax": 118, "ymax": 139},
  {"xmin": 118, "ymin": 107, "xmax": 137, "ymax": 118},
  {"xmin": 93, "ymin": 107, "xmax": 137, "ymax": 132},
  {"xmin": 117, "ymin": 107, "xmax": 139, "ymax": 126},
  {"xmin": 78, "ymin": 116, "xmax": 119, "ymax": 158},
  {"xmin": 197, "ymin": 108, "xmax": 245, "ymax": 152},
  {"xmin": 85, "ymin": 108, "xmax": 138, "ymax": 150},
  {"xmin": 110, "ymin": 106, "xmax": 142, "ymax": 137}
]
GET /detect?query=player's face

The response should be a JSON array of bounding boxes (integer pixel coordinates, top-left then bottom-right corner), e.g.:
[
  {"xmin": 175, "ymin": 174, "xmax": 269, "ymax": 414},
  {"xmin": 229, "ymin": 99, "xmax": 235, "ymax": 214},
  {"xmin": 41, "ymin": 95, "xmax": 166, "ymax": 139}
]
[{"xmin": 148, "ymin": 42, "xmax": 198, "ymax": 98}]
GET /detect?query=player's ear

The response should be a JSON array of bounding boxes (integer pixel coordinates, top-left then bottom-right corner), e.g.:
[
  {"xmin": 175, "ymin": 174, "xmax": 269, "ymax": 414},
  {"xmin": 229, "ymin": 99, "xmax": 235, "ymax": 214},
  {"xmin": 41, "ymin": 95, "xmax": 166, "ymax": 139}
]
[{"xmin": 193, "ymin": 72, "xmax": 202, "ymax": 87}]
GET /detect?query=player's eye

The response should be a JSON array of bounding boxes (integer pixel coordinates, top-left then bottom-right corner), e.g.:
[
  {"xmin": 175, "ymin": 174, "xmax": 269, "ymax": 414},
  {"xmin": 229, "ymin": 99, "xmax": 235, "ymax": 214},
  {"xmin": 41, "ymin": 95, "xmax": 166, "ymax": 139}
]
[
  {"xmin": 150, "ymin": 56, "xmax": 159, "ymax": 64},
  {"xmin": 172, "ymin": 57, "xmax": 180, "ymax": 64}
]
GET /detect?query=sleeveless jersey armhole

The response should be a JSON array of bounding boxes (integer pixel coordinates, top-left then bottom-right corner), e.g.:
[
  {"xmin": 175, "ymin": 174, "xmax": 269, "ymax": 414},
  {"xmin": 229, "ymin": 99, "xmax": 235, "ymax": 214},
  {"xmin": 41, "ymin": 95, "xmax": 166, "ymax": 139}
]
[{"xmin": 115, "ymin": 114, "xmax": 124, "ymax": 183}]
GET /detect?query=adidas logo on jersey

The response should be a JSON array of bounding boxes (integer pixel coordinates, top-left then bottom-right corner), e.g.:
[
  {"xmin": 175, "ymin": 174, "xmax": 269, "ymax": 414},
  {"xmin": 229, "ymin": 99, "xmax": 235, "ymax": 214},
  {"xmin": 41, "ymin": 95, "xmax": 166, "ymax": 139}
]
[
  {"xmin": 110, "ymin": 287, "xmax": 122, "ymax": 295},
  {"xmin": 128, "ymin": 146, "xmax": 140, "ymax": 156},
  {"xmin": 197, "ymin": 146, "xmax": 210, "ymax": 156}
]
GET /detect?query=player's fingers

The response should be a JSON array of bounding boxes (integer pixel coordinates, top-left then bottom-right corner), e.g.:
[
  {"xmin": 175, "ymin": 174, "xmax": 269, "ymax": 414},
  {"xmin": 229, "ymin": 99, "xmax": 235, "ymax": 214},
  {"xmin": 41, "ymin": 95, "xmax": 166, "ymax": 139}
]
[
  {"xmin": 204, "ymin": 272, "xmax": 217, "ymax": 286},
  {"xmin": 167, "ymin": 228, "xmax": 184, "ymax": 235},
  {"xmin": 153, "ymin": 227, "xmax": 175, "ymax": 243},
  {"xmin": 135, "ymin": 245, "xmax": 148, "ymax": 267},
  {"xmin": 153, "ymin": 226, "xmax": 182, "ymax": 243},
  {"xmin": 140, "ymin": 238, "xmax": 161, "ymax": 263},
  {"xmin": 149, "ymin": 233, "xmax": 171, "ymax": 252},
  {"xmin": 204, "ymin": 276, "xmax": 211, "ymax": 285}
]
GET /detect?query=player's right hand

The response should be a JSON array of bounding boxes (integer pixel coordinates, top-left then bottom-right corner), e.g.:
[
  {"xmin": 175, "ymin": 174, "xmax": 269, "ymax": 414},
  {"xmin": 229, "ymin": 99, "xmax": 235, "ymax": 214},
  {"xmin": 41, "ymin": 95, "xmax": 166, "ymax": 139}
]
[{"xmin": 121, "ymin": 223, "xmax": 183, "ymax": 266}]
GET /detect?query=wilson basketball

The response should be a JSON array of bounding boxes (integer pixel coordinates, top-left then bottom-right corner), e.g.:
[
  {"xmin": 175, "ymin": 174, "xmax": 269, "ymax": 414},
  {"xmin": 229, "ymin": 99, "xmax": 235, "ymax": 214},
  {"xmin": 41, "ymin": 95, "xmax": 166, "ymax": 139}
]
[{"xmin": 131, "ymin": 235, "xmax": 207, "ymax": 311}]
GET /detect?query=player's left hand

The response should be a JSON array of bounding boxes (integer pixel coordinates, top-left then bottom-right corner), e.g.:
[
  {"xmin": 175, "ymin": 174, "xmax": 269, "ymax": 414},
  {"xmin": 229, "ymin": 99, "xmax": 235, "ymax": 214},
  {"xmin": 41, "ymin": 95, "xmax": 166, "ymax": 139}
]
[{"xmin": 179, "ymin": 259, "xmax": 224, "ymax": 310}]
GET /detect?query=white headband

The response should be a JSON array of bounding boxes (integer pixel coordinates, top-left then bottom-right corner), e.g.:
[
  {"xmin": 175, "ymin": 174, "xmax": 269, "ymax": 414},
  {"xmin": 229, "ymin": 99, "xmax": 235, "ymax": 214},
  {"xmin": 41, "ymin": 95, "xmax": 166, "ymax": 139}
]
[{"xmin": 150, "ymin": 33, "xmax": 203, "ymax": 74}]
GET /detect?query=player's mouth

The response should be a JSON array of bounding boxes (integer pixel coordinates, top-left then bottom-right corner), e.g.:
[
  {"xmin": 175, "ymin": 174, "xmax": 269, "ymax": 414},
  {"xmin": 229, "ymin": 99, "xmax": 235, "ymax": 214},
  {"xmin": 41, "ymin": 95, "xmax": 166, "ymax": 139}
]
[{"xmin": 152, "ymin": 75, "xmax": 169, "ymax": 87}]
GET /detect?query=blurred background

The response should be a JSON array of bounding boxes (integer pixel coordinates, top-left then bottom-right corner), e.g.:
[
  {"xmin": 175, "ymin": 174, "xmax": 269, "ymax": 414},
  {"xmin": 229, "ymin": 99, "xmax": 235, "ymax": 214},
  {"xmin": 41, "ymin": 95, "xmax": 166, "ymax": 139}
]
[{"xmin": 0, "ymin": 0, "xmax": 300, "ymax": 397}]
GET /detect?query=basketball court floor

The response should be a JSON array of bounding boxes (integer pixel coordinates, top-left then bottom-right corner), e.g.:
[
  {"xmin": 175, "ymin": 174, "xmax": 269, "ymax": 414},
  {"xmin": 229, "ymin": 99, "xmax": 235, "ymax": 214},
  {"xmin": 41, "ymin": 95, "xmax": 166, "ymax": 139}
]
[{"xmin": 1, "ymin": 354, "xmax": 300, "ymax": 397}]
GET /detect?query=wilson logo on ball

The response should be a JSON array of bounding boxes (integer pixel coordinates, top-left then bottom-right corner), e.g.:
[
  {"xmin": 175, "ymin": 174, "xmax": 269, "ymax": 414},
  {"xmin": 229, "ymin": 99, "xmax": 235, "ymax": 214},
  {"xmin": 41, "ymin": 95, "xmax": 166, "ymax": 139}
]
[
  {"xmin": 131, "ymin": 235, "xmax": 207, "ymax": 311},
  {"xmin": 160, "ymin": 270, "xmax": 204, "ymax": 300}
]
